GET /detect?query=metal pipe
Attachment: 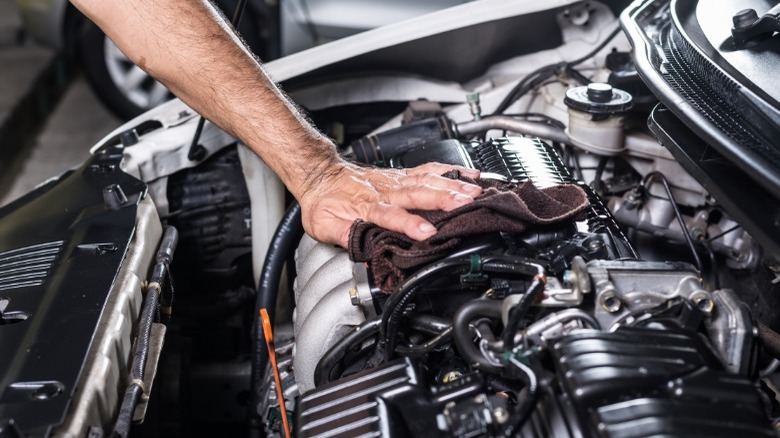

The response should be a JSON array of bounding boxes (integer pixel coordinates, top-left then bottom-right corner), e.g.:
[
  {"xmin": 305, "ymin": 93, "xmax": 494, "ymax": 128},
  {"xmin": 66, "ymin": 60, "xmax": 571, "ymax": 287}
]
[{"xmin": 457, "ymin": 116, "xmax": 570, "ymax": 144}]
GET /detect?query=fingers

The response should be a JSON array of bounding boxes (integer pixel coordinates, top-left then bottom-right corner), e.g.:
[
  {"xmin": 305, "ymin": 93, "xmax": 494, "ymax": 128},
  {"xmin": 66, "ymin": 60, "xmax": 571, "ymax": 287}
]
[
  {"xmin": 364, "ymin": 202, "xmax": 437, "ymax": 241},
  {"xmin": 386, "ymin": 184, "xmax": 475, "ymax": 212},
  {"xmin": 401, "ymin": 172, "xmax": 482, "ymax": 198},
  {"xmin": 406, "ymin": 162, "xmax": 480, "ymax": 179}
]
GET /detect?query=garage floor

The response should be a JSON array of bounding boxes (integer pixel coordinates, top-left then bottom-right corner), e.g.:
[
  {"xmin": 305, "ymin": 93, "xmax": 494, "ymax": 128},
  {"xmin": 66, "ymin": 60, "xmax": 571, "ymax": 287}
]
[{"xmin": 0, "ymin": 0, "xmax": 121, "ymax": 207}]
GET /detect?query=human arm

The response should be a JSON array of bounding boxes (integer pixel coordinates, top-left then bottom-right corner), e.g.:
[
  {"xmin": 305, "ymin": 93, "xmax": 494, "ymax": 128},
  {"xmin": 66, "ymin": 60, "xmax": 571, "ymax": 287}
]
[{"xmin": 69, "ymin": 0, "xmax": 482, "ymax": 247}]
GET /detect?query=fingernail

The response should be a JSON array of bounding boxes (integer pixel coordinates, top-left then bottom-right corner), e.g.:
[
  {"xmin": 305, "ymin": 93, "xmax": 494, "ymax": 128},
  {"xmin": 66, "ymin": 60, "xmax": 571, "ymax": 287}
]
[
  {"xmin": 453, "ymin": 193, "xmax": 472, "ymax": 202},
  {"xmin": 462, "ymin": 183, "xmax": 481, "ymax": 194},
  {"xmin": 419, "ymin": 222, "xmax": 436, "ymax": 234}
]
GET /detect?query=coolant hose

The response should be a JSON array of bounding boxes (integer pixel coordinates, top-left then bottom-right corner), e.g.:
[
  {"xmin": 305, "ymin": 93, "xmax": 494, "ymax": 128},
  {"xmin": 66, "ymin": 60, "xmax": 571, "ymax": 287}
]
[
  {"xmin": 453, "ymin": 298, "xmax": 504, "ymax": 372},
  {"xmin": 249, "ymin": 202, "xmax": 303, "ymax": 426}
]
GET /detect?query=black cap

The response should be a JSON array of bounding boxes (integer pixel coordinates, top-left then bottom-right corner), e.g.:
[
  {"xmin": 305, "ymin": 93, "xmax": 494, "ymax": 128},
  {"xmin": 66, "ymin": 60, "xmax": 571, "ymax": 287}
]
[{"xmin": 564, "ymin": 83, "xmax": 633, "ymax": 114}]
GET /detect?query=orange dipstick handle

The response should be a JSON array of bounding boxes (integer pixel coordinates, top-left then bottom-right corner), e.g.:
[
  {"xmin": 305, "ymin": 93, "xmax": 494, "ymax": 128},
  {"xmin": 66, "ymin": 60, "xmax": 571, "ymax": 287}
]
[{"xmin": 261, "ymin": 308, "xmax": 291, "ymax": 438}]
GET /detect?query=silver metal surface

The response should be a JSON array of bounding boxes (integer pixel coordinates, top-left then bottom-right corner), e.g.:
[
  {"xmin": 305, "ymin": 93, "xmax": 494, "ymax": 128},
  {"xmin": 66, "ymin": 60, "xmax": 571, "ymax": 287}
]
[
  {"xmin": 707, "ymin": 289, "xmax": 755, "ymax": 375},
  {"xmin": 586, "ymin": 260, "xmax": 709, "ymax": 330},
  {"xmin": 51, "ymin": 196, "xmax": 162, "ymax": 436},
  {"xmin": 292, "ymin": 235, "xmax": 370, "ymax": 394}
]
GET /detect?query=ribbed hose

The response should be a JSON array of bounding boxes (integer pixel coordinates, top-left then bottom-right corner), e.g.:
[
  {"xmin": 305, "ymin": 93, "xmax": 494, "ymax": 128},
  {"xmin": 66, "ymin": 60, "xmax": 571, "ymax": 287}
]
[
  {"xmin": 249, "ymin": 202, "xmax": 303, "ymax": 426},
  {"xmin": 111, "ymin": 226, "xmax": 178, "ymax": 438}
]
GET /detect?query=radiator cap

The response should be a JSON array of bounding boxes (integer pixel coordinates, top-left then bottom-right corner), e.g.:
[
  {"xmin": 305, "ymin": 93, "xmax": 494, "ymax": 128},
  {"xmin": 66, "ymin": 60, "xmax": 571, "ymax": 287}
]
[{"xmin": 564, "ymin": 83, "xmax": 633, "ymax": 115}]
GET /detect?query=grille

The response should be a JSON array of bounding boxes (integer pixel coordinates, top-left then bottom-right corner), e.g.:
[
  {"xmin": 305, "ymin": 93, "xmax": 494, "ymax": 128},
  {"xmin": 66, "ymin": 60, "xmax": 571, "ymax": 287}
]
[
  {"xmin": 297, "ymin": 360, "xmax": 415, "ymax": 438},
  {"xmin": 0, "ymin": 241, "xmax": 64, "ymax": 291},
  {"xmin": 660, "ymin": 24, "xmax": 780, "ymax": 164}
]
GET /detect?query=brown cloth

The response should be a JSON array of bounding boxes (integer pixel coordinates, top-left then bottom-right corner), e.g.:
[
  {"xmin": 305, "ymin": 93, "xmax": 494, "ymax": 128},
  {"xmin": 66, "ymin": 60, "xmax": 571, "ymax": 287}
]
[{"xmin": 348, "ymin": 171, "xmax": 590, "ymax": 293}]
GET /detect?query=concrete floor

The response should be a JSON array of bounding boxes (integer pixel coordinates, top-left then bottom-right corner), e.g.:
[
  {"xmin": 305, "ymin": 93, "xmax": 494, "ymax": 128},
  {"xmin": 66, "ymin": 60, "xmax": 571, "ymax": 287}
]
[
  {"xmin": 0, "ymin": 77, "xmax": 121, "ymax": 205},
  {"xmin": 0, "ymin": 0, "xmax": 121, "ymax": 206}
]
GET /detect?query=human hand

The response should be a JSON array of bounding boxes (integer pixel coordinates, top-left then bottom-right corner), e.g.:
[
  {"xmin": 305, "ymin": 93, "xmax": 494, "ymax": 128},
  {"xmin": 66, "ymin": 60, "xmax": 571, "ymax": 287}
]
[{"xmin": 297, "ymin": 161, "xmax": 482, "ymax": 248}]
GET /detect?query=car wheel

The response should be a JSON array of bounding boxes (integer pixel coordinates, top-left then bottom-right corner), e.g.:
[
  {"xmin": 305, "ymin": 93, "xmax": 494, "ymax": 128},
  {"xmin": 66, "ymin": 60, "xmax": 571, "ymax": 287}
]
[{"xmin": 79, "ymin": 22, "xmax": 172, "ymax": 120}]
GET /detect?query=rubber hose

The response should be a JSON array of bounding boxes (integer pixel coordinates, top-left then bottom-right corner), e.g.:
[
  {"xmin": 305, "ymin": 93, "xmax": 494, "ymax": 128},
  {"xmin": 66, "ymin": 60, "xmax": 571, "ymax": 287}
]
[
  {"xmin": 395, "ymin": 327, "xmax": 453, "ymax": 358},
  {"xmin": 453, "ymin": 299, "xmax": 503, "ymax": 372},
  {"xmin": 503, "ymin": 357, "xmax": 539, "ymax": 436},
  {"xmin": 759, "ymin": 323, "xmax": 780, "ymax": 359},
  {"xmin": 250, "ymin": 202, "xmax": 303, "ymax": 421},
  {"xmin": 315, "ymin": 317, "xmax": 381, "ymax": 386},
  {"xmin": 503, "ymin": 279, "xmax": 545, "ymax": 348}
]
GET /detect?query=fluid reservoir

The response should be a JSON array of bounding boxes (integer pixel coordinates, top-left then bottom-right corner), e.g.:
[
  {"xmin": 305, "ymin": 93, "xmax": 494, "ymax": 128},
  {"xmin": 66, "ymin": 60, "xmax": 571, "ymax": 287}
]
[{"xmin": 564, "ymin": 82, "xmax": 633, "ymax": 155}]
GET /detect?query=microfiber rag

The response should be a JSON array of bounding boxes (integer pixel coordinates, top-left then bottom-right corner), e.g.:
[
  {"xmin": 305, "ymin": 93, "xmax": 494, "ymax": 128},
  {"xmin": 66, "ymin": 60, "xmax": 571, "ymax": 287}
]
[{"xmin": 348, "ymin": 170, "xmax": 590, "ymax": 293}]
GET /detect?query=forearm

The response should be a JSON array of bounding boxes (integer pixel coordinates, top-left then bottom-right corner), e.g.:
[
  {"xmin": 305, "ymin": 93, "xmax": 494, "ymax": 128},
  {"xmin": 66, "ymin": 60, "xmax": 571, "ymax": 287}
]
[{"xmin": 71, "ymin": 0, "xmax": 337, "ymax": 199}]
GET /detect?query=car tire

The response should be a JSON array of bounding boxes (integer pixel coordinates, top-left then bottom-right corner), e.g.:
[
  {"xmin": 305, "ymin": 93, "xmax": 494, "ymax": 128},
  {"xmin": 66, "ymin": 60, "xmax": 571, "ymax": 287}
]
[
  {"xmin": 78, "ymin": 21, "xmax": 170, "ymax": 120},
  {"xmin": 77, "ymin": 2, "xmax": 266, "ymax": 121}
]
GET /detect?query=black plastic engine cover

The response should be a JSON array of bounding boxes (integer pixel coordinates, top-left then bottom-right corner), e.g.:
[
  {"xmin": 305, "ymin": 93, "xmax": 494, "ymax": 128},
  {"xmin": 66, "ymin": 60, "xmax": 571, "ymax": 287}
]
[
  {"xmin": 0, "ymin": 145, "xmax": 146, "ymax": 436},
  {"xmin": 551, "ymin": 327, "xmax": 775, "ymax": 437}
]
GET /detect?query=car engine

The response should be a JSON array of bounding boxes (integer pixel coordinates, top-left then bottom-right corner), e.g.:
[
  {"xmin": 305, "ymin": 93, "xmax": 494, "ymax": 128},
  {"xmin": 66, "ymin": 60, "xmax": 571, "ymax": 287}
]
[
  {"xmin": 272, "ymin": 132, "xmax": 773, "ymax": 437},
  {"xmin": 2, "ymin": 0, "xmax": 780, "ymax": 437}
]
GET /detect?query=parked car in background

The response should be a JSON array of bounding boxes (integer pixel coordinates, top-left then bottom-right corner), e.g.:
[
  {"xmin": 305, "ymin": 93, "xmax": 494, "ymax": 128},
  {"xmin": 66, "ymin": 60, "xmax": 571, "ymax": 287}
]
[{"xmin": 13, "ymin": 0, "xmax": 469, "ymax": 120}]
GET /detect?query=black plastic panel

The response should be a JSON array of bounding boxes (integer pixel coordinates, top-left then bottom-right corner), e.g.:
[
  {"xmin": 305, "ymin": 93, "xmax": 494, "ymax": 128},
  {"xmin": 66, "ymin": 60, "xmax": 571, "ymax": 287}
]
[
  {"xmin": 552, "ymin": 327, "xmax": 775, "ymax": 437},
  {"xmin": 0, "ymin": 145, "xmax": 146, "ymax": 436},
  {"xmin": 621, "ymin": 0, "xmax": 780, "ymax": 196}
]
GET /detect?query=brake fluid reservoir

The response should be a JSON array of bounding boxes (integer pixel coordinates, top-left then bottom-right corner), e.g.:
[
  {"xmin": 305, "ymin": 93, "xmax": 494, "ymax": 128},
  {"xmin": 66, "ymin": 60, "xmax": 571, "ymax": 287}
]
[{"xmin": 564, "ymin": 83, "xmax": 633, "ymax": 155}]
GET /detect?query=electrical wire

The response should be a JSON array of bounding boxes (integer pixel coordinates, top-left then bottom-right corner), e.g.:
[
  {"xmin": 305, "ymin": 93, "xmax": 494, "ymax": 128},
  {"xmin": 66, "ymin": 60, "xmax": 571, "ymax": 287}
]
[
  {"xmin": 492, "ymin": 25, "xmax": 622, "ymax": 115},
  {"xmin": 502, "ymin": 356, "xmax": 539, "ymax": 437},
  {"xmin": 641, "ymin": 172, "xmax": 703, "ymax": 272}
]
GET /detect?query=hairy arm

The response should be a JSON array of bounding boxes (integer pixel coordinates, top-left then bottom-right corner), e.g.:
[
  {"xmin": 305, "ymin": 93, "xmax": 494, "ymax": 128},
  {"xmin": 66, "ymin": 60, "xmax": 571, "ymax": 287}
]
[{"xmin": 70, "ymin": 0, "xmax": 481, "ymax": 247}]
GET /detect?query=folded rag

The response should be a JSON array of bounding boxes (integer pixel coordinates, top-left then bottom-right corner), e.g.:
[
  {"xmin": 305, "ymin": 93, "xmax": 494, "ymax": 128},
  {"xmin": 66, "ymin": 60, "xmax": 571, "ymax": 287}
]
[{"xmin": 348, "ymin": 171, "xmax": 590, "ymax": 293}]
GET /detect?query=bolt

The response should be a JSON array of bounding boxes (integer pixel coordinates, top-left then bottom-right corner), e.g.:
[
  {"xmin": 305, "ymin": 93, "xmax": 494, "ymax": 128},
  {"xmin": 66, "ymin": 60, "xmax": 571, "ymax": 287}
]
[
  {"xmin": 588, "ymin": 240, "xmax": 604, "ymax": 251},
  {"xmin": 494, "ymin": 407, "xmax": 509, "ymax": 424},
  {"xmin": 600, "ymin": 291, "xmax": 622, "ymax": 313},
  {"xmin": 690, "ymin": 291, "xmax": 714, "ymax": 313},
  {"xmin": 349, "ymin": 289, "xmax": 359, "ymax": 306}
]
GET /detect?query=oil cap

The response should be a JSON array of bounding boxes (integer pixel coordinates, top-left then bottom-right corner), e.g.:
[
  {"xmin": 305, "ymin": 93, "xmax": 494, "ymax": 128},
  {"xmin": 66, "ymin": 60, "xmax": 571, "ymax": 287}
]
[{"xmin": 564, "ymin": 83, "xmax": 633, "ymax": 115}]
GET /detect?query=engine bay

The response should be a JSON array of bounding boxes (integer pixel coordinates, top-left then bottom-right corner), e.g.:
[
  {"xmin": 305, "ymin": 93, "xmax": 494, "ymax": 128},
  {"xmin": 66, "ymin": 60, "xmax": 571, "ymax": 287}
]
[{"xmin": 2, "ymin": 0, "xmax": 780, "ymax": 436}]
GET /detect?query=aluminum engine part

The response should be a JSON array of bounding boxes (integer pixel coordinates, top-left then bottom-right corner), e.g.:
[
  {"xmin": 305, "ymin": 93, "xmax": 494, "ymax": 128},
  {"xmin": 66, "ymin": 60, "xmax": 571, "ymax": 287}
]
[
  {"xmin": 610, "ymin": 193, "xmax": 759, "ymax": 269},
  {"xmin": 587, "ymin": 260, "xmax": 711, "ymax": 330},
  {"xmin": 292, "ymin": 235, "xmax": 372, "ymax": 394},
  {"xmin": 51, "ymin": 196, "xmax": 162, "ymax": 436},
  {"xmin": 707, "ymin": 289, "xmax": 756, "ymax": 375}
]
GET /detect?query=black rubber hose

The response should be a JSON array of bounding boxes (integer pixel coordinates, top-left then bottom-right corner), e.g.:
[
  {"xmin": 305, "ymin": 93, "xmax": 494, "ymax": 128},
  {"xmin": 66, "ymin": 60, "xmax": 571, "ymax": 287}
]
[
  {"xmin": 395, "ymin": 327, "xmax": 453, "ymax": 358},
  {"xmin": 452, "ymin": 299, "xmax": 503, "ymax": 372},
  {"xmin": 503, "ymin": 357, "xmax": 539, "ymax": 437},
  {"xmin": 408, "ymin": 314, "xmax": 451, "ymax": 335},
  {"xmin": 111, "ymin": 226, "xmax": 178, "ymax": 438},
  {"xmin": 759, "ymin": 323, "xmax": 780, "ymax": 360},
  {"xmin": 503, "ymin": 278, "xmax": 546, "ymax": 349},
  {"xmin": 249, "ymin": 202, "xmax": 303, "ymax": 416},
  {"xmin": 112, "ymin": 385, "xmax": 142, "ymax": 438},
  {"xmin": 381, "ymin": 255, "xmax": 546, "ymax": 360},
  {"xmin": 379, "ymin": 257, "xmax": 474, "ymax": 358},
  {"xmin": 315, "ymin": 317, "xmax": 381, "ymax": 386}
]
